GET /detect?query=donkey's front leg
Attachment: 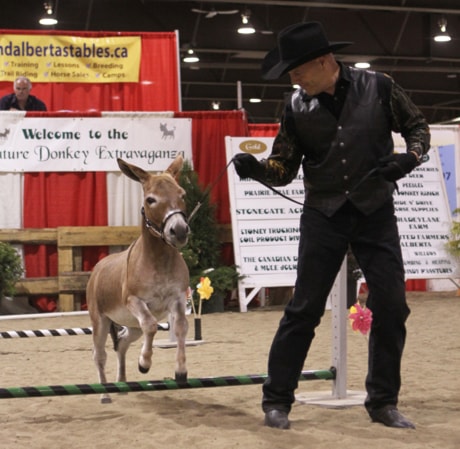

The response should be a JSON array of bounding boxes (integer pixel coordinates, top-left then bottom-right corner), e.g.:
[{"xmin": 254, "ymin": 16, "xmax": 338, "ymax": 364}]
[
  {"xmin": 115, "ymin": 326, "xmax": 142, "ymax": 382},
  {"xmin": 172, "ymin": 301, "xmax": 188, "ymax": 384},
  {"xmin": 126, "ymin": 296, "xmax": 157, "ymax": 374}
]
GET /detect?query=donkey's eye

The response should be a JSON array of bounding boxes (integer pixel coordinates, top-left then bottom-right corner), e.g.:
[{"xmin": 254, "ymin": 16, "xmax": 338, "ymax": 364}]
[{"xmin": 146, "ymin": 197, "xmax": 156, "ymax": 205}]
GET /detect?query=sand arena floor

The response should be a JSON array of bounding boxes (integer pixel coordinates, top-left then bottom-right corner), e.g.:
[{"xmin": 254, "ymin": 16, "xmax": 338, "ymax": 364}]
[{"xmin": 0, "ymin": 291, "xmax": 459, "ymax": 449}]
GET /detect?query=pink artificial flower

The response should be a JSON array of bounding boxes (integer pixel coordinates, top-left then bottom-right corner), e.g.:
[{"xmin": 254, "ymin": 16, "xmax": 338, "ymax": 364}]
[{"xmin": 348, "ymin": 303, "xmax": 373, "ymax": 336}]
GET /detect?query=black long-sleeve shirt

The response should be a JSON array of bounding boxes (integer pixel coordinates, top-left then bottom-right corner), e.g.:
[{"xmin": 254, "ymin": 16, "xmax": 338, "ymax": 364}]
[{"xmin": 263, "ymin": 64, "xmax": 430, "ymax": 186}]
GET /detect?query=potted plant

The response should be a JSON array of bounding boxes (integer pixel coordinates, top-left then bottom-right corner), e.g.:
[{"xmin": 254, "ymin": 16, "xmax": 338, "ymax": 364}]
[
  {"xmin": 190, "ymin": 265, "xmax": 242, "ymax": 314},
  {"xmin": 0, "ymin": 242, "xmax": 24, "ymax": 299},
  {"xmin": 446, "ymin": 209, "xmax": 460, "ymax": 260},
  {"xmin": 445, "ymin": 209, "xmax": 460, "ymax": 292},
  {"xmin": 179, "ymin": 160, "xmax": 242, "ymax": 313}
]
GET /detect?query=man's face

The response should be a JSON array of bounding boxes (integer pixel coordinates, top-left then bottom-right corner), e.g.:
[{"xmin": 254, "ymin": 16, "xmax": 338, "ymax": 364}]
[
  {"xmin": 288, "ymin": 57, "xmax": 327, "ymax": 96},
  {"xmin": 14, "ymin": 80, "xmax": 31, "ymax": 101}
]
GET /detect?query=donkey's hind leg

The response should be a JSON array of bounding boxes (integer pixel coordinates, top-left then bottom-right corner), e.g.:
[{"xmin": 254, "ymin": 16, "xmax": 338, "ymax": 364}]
[
  {"xmin": 91, "ymin": 314, "xmax": 112, "ymax": 403},
  {"xmin": 172, "ymin": 305, "xmax": 188, "ymax": 384}
]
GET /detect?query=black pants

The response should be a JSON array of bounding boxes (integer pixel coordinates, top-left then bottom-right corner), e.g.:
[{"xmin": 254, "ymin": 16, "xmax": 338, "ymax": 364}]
[{"xmin": 262, "ymin": 200, "xmax": 410, "ymax": 415}]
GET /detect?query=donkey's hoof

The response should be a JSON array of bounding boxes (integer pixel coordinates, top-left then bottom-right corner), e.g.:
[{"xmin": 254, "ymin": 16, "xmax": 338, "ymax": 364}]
[
  {"xmin": 101, "ymin": 396, "xmax": 112, "ymax": 404},
  {"xmin": 175, "ymin": 371, "xmax": 188, "ymax": 385},
  {"xmin": 138, "ymin": 363, "xmax": 150, "ymax": 374}
]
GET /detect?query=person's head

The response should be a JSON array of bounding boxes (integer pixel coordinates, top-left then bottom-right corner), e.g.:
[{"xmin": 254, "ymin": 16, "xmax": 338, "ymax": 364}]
[
  {"xmin": 261, "ymin": 22, "xmax": 352, "ymax": 94},
  {"xmin": 13, "ymin": 76, "xmax": 32, "ymax": 102},
  {"xmin": 288, "ymin": 53, "xmax": 340, "ymax": 96}
]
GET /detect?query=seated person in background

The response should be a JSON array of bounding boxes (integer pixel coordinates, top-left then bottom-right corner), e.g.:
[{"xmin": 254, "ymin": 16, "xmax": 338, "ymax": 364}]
[{"xmin": 0, "ymin": 76, "xmax": 47, "ymax": 111}]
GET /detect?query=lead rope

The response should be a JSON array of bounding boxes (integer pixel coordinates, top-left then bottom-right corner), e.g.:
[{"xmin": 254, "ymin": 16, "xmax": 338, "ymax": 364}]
[
  {"xmin": 189, "ymin": 152, "xmax": 431, "ymax": 221},
  {"xmin": 250, "ymin": 176, "xmax": 304, "ymax": 206},
  {"xmin": 187, "ymin": 158, "xmax": 235, "ymax": 223},
  {"xmin": 188, "ymin": 157, "xmax": 304, "ymax": 223}
]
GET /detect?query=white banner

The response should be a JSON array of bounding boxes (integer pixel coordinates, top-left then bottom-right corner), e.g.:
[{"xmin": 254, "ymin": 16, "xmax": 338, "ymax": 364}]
[{"xmin": 0, "ymin": 115, "xmax": 192, "ymax": 172}]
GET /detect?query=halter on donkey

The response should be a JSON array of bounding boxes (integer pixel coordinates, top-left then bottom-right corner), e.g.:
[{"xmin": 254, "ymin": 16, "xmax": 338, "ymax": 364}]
[{"xmin": 86, "ymin": 156, "xmax": 190, "ymax": 403}]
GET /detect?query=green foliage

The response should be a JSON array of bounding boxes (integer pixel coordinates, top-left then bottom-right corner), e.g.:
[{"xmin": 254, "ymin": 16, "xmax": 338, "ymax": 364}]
[
  {"xmin": 446, "ymin": 208, "xmax": 460, "ymax": 259},
  {"xmin": 179, "ymin": 160, "xmax": 221, "ymax": 271},
  {"xmin": 179, "ymin": 160, "xmax": 242, "ymax": 300},
  {"xmin": 0, "ymin": 242, "xmax": 24, "ymax": 298},
  {"xmin": 190, "ymin": 265, "xmax": 242, "ymax": 298}
]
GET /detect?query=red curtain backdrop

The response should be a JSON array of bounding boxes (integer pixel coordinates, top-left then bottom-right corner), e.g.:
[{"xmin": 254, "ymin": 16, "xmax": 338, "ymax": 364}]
[
  {"xmin": 175, "ymin": 110, "xmax": 249, "ymax": 225},
  {"xmin": 175, "ymin": 110, "xmax": 249, "ymax": 267},
  {"xmin": 248, "ymin": 123, "xmax": 280, "ymax": 137},
  {"xmin": 23, "ymin": 171, "xmax": 108, "ymax": 310},
  {"xmin": 406, "ymin": 280, "xmax": 426, "ymax": 291}
]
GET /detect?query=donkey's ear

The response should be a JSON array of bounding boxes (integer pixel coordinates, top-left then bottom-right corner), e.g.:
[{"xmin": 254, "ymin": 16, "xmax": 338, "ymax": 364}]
[
  {"xmin": 117, "ymin": 158, "xmax": 149, "ymax": 183},
  {"xmin": 165, "ymin": 155, "xmax": 184, "ymax": 181}
]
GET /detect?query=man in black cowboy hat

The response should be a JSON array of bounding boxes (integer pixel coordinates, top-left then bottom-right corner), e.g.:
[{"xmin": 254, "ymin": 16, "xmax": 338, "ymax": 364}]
[{"xmin": 234, "ymin": 22, "xmax": 430, "ymax": 430}]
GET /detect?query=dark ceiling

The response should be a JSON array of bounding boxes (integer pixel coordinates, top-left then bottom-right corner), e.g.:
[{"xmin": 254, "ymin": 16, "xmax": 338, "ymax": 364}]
[{"xmin": 2, "ymin": 0, "xmax": 460, "ymax": 124}]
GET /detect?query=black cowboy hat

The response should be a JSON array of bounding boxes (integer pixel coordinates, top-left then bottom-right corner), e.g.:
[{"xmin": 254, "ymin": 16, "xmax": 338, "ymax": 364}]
[{"xmin": 262, "ymin": 22, "xmax": 352, "ymax": 80}]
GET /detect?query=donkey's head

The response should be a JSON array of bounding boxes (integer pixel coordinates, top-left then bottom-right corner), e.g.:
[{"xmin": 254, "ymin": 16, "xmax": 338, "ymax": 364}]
[{"xmin": 117, "ymin": 156, "xmax": 190, "ymax": 249}]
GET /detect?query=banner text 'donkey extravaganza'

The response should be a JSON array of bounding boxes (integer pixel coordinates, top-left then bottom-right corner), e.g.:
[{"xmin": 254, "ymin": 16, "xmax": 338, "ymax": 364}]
[{"xmin": 0, "ymin": 116, "xmax": 192, "ymax": 172}]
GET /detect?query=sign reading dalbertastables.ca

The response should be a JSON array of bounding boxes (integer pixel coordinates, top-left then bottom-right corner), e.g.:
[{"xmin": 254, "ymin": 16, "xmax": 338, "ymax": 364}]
[
  {"xmin": 226, "ymin": 137, "xmax": 456, "ymax": 298},
  {"xmin": 0, "ymin": 114, "xmax": 192, "ymax": 172}
]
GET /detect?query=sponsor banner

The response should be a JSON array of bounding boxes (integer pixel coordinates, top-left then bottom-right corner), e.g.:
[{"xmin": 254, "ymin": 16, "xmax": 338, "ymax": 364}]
[
  {"xmin": 0, "ymin": 34, "xmax": 141, "ymax": 83},
  {"xmin": 0, "ymin": 116, "xmax": 192, "ymax": 172},
  {"xmin": 394, "ymin": 146, "xmax": 456, "ymax": 278}
]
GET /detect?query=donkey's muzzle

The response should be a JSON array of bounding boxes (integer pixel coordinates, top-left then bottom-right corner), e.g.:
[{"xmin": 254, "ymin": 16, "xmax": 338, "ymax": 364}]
[
  {"xmin": 164, "ymin": 210, "xmax": 190, "ymax": 249},
  {"xmin": 170, "ymin": 221, "xmax": 190, "ymax": 248}
]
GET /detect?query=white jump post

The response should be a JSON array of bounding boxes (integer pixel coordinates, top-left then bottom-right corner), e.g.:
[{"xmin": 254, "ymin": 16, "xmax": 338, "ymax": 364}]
[
  {"xmin": 296, "ymin": 257, "xmax": 366, "ymax": 407},
  {"xmin": 330, "ymin": 257, "xmax": 347, "ymax": 399}
]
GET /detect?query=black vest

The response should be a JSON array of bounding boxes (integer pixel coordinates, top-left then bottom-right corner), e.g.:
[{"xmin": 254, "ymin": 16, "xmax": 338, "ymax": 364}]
[{"xmin": 289, "ymin": 68, "xmax": 394, "ymax": 216}]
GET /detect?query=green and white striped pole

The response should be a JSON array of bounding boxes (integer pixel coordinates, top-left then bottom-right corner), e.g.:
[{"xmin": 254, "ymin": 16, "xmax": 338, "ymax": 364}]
[{"xmin": 0, "ymin": 369, "xmax": 335, "ymax": 399}]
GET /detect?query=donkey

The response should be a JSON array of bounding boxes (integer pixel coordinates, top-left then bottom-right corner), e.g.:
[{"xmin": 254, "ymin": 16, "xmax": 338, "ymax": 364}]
[
  {"xmin": 86, "ymin": 156, "xmax": 190, "ymax": 403},
  {"xmin": 160, "ymin": 123, "xmax": 175, "ymax": 140}
]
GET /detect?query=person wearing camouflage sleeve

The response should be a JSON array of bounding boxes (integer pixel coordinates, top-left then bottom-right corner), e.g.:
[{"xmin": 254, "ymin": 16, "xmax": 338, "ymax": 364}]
[{"xmin": 234, "ymin": 22, "xmax": 430, "ymax": 430}]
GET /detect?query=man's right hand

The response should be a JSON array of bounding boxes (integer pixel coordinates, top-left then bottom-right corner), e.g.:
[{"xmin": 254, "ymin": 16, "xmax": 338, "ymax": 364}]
[
  {"xmin": 377, "ymin": 152, "xmax": 419, "ymax": 182},
  {"xmin": 233, "ymin": 153, "xmax": 264, "ymax": 180}
]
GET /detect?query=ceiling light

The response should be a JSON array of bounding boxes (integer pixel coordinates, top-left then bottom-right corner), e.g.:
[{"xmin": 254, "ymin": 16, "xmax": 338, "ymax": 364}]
[
  {"xmin": 39, "ymin": 17, "xmax": 57, "ymax": 26},
  {"xmin": 183, "ymin": 49, "xmax": 199, "ymax": 63},
  {"xmin": 354, "ymin": 62, "xmax": 370, "ymax": 69},
  {"xmin": 434, "ymin": 17, "xmax": 451, "ymax": 42},
  {"xmin": 211, "ymin": 101, "xmax": 220, "ymax": 110},
  {"xmin": 238, "ymin": 10, "xmax": 255, "ymax": 35},
  {"xmin": 39, "ymin": 2, "xmax": 58, "ymax": 26},
  {"xmin": 249, "ymin": 98, "xmax": 261, "ymax": 103}
]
